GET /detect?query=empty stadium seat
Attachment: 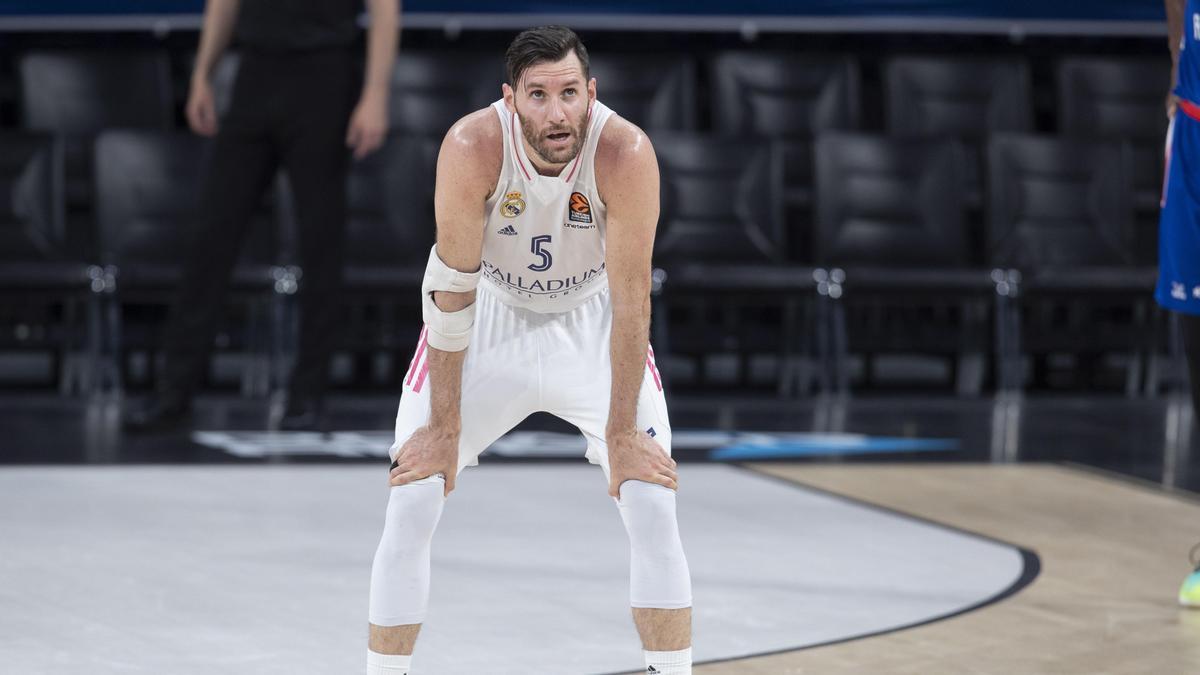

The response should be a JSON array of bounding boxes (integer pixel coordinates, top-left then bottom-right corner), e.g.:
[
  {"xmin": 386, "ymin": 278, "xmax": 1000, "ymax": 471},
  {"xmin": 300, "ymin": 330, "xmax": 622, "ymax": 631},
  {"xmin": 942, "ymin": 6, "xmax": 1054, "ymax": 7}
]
[
  {"xmin": 884, "ymin": 56, "xmax": 1032, "ymax": 213},
  {"xmin": 654, "ymin": 133, "xmax": 785, "ymax": 264},
  {"xmin": 0, "ymin": 63, "xmax": 17, "ymax": 128},
  {"xmin": 1057, "ymin": 56, "xmax": 1172, "ymax": 262},
  {"xmin": 0, "ymin": 131, "xmax": 94, "ymax": 391},
  {"xmin": 587, "ymin": 54, "xmax": 697, "ymax": 131},
  {"xmin": 0, "ymin": 132, "xmax": 63, "ymax": 262},
  {"xmin": 345, "ymin": 135, "xmax": 438, "ymax": 270},
  {"xmin": 388, "ymin": 51, "xmax": 502, "ymax": 136},
  {"xmin": 815, "ymin": 133, "xmax": 970, "ymax": 267},
  {"xmin": 339, "ymin": 134, "xmax": 439, "ymax": 384},
  {"xmin": 988, "ymin": 135, "xmax": 1132, "ymax": 268},
  {"xmin": 711, "ymin": 52, "xmax": 860, "ymax": 261},
  {"xmin": 815, "ymin": 132, "xmax": 996, "ymax": 393},
  {"xmin": 652, "ymin": 133, "xmax": 818, "ymax": 395},
  {"xmin": 19, "ymin": 51, "xmax": 174, "ymax": 134},
  {"xmin": 93, "ymin": 130, "xmax": 280, "ymax": 394},
  {"xmin": 987, "ymin": 133, "xmax": 1153, "ymax": 393},
  {"xmin": 19, "ymin": 50, "xmax": 176, "ymax": 243}
]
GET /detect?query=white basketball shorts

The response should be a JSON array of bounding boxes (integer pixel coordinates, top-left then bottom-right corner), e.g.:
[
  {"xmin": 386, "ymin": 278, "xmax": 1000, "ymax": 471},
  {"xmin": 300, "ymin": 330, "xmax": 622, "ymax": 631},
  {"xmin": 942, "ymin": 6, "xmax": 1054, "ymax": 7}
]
[{"xmin": 389, "ymin": 283, "xmax": 670, "ymax": 479}]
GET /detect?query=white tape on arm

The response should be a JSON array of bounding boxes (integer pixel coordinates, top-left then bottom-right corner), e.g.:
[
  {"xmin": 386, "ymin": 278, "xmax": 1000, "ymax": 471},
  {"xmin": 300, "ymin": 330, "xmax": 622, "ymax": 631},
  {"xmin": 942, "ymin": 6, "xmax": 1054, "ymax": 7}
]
[{"xmin": 421, "ymin": 245, "xmax": 482, "ymax": 352}]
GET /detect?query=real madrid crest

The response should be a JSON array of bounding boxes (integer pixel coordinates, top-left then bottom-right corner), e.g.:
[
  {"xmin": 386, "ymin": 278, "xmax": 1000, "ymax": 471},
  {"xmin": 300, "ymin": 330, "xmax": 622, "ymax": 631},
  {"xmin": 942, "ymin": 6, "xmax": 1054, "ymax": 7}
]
[{"xmin": 501, "ymin": 191, "xmax": 525, "ymax": 218}]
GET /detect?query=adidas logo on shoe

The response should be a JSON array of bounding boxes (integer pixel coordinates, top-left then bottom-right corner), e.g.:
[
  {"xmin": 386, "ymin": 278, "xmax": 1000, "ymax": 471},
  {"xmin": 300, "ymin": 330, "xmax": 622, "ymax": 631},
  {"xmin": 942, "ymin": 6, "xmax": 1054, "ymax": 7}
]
[{"xmin": 497, "ymin": 224, "xmax": 518, "ymax": 236}]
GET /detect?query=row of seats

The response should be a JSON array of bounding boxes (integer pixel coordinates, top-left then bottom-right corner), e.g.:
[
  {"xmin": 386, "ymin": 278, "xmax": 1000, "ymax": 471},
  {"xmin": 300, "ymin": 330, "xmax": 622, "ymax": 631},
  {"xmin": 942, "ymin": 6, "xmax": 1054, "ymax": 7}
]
[
  {"xmin": 2, "ymin": 49, "xmax": 1172, "ymax": 261},
  {"xmin": 8, "ymin": 49, "xmax": 1168, "ymax": 139},
  {"xmin": 0, "ymin": 47, "xmax": 1173, "ymax": 395},
  {"xmin": 0, "ymin": 127, "xmax": 1152, "ymax": 280},
  {"xmin": 0, "ymin": 124, "xmax": 1165, "ymax": 396}
]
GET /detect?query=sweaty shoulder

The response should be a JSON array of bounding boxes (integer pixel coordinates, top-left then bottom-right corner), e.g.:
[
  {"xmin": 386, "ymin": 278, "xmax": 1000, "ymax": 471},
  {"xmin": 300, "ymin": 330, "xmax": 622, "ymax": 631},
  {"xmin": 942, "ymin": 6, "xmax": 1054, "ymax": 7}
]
[
  {"xmin": 595, "ymin": 114, "xmax": 658, "ymax": 204},
  {"xmin": 438, "ymin": 107, "xmax": 503, "ymax": 200}
]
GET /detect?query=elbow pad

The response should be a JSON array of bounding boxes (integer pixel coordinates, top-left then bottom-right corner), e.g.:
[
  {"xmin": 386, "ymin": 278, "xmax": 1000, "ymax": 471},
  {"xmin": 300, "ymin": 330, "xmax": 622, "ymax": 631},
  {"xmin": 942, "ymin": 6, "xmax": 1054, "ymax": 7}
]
[{"xmin": 421, "ymin": 245, "xmax": 482, "ymax": 352}]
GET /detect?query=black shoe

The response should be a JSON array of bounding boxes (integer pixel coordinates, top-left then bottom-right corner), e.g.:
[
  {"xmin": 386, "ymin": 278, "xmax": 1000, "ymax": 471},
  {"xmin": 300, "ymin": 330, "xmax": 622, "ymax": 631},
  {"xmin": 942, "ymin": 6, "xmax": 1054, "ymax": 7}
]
[
  {"xmin": 123, "ymin": 393, "xmax": 191, "ymax": 433},
  {"xmin": 279, "ymin": 398, "xmax": 323, "ymax": 432}
]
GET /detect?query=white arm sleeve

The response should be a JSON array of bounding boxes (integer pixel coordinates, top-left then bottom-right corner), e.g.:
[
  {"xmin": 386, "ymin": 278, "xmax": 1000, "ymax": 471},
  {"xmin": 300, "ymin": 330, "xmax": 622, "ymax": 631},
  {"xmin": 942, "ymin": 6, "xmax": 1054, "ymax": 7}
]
[{"xmin": 421, "ymin": 245, "xmax": 482, "ymax": 352}]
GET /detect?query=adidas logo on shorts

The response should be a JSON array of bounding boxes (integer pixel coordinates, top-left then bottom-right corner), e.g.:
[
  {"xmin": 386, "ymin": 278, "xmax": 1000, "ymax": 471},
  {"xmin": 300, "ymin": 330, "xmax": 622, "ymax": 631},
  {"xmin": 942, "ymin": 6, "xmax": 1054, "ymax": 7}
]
[
  {"xmin": 497, "ymin": 224, "xmax": 518, "ymax": 236},
  {"xmin": 647, "ymin": 668, "xmax": 659, "ymax": 674}
]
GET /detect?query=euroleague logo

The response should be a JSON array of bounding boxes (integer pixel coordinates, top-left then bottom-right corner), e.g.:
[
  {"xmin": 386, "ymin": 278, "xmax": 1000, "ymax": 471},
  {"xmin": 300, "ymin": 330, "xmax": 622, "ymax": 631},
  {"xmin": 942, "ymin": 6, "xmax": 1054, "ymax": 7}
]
[{"xmin": 568, "ymin": 192, "xmax": 592, "ymax": 224}]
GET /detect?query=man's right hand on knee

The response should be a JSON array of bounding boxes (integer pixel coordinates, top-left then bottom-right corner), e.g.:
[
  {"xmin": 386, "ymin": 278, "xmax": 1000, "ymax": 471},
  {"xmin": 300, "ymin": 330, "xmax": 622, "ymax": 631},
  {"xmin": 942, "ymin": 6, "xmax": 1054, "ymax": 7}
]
[{"xmin": 389, "ymin": 425, "xmax": 459, "ymax": 495}]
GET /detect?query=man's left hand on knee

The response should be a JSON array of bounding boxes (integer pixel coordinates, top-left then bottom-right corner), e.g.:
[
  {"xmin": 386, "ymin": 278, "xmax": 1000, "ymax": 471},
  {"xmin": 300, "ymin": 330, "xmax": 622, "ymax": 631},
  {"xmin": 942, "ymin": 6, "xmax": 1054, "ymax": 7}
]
[{"xmin": 607, "ymin": 429, "xmax": 677, "ymax": 497}]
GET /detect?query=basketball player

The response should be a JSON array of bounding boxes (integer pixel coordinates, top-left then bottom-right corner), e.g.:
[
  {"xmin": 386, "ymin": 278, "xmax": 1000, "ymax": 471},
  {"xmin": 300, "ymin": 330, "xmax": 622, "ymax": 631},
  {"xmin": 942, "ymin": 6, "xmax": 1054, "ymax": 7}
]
[
  {"xmin": 1161, "ymin": 0, "xmax": 1200, "ymax": 608},
  {"xmin": 364, "ymin": 27, "xmax": 693, "ymax": 674}
]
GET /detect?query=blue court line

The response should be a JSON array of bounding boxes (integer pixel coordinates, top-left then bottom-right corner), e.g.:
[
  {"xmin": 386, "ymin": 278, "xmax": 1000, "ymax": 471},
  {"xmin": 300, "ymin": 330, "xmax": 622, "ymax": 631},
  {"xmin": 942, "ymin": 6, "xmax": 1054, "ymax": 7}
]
[{"xmin": 710, "ymin": 436, "xmax": 959, "ymax": 460}]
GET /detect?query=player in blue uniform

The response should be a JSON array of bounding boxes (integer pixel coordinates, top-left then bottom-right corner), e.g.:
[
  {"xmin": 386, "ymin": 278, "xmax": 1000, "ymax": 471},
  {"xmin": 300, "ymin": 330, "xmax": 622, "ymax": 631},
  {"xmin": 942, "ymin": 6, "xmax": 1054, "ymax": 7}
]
[{"xmin": 1161, "ymin": 0, "xmax": 1200, "ymax": 607}]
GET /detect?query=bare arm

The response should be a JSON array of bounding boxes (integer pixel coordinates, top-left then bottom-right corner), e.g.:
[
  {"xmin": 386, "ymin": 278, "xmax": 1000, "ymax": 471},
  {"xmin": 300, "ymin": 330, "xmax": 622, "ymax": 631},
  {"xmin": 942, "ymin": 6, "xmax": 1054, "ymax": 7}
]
[
  {"xmin": 361, "ymin": 0, "xmax": 399, "ymax": 102},
  {"xmin": 389, "ymin": 111, "xmax": 500, "ymax": 495},
  {"xmin": 1169, "ymin": 0, "xmax": 1187, "ymax": 70},
  {"xmin": 600, "ymin": 125, "xmax": 657, "ymax": 438},
  {"xmin": 346, "ymin": 0, "xmax": 399, "ymax": 158},
  {"xmin": 425, "ymin": 117, "xmax": 493, "ymax": 436},
  {"xmin": 597, "ymin": 118, "xmax": 677, "ymax": 496},
  {"xmin": 186, "ymin": 0, "xmax": 240, "ymax": 135},
  {"xmin": 192, "ymin": 0, "xmax": 240, "ymax": 84},
  {"xmin": 1168, "ymin": 0, "xmax": 1187, "ymax": 114}
]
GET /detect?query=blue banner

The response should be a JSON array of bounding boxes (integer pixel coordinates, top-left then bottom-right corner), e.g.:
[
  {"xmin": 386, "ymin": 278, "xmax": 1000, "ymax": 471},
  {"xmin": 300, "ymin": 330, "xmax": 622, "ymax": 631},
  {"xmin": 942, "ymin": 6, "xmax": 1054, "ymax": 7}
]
[{"xmin": 0, "ymin": 1, "xmax": 1168, "ymax": 22}]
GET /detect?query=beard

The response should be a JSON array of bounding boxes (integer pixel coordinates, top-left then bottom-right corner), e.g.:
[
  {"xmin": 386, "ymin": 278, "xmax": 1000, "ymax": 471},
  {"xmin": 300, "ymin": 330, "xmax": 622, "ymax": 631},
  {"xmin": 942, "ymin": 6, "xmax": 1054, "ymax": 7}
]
[{"xmin": 518, "ymin": 109, "xmax": 589, "ymax": 166}]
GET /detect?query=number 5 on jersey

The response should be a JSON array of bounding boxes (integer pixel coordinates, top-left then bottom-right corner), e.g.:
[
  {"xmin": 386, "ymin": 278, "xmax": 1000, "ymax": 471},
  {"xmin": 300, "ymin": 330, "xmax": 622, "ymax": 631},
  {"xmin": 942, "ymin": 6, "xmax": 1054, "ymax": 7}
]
[{"xmin": 528, "ymin": 235, "xmax": 553, "ymax": 272}]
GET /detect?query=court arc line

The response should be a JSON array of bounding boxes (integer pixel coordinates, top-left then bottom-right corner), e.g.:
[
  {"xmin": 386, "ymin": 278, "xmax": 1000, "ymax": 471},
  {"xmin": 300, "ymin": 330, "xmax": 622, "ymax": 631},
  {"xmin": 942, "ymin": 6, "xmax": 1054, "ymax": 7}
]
[{"xmin": 592, "ymin": 463, "xmax": 1042, "ymax": 674}]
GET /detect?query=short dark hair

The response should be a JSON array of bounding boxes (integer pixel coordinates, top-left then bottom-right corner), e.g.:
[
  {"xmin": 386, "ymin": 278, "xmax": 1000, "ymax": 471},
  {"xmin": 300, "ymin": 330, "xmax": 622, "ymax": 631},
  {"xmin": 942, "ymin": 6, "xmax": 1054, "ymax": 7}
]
[{"xmin": 505, "ymin": 25, "xmax": 590, "ymax": 89}]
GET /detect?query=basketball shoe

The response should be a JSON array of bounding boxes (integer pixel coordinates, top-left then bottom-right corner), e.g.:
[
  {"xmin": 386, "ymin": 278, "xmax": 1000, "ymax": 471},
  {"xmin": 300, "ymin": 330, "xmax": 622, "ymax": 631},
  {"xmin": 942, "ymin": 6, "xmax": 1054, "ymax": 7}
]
[{"xmin": 1179, "ymin": 543, "xmax": 1200, "ymax": 608}]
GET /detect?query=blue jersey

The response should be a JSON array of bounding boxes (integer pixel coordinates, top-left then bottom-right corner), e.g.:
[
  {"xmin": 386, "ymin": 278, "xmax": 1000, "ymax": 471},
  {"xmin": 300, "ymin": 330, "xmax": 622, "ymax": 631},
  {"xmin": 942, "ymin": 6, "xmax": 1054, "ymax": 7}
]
[
  {"xmin": 1175, "ymin": 0, "xmax": 1200, "ymax": 104},
  {"xmin": 1157, "ymin": 0, "xmax": 1200, "ymax": 314},
  {"xmin": 1157, "ymin": 111, "xmax": 1200, "ymax": 314}
]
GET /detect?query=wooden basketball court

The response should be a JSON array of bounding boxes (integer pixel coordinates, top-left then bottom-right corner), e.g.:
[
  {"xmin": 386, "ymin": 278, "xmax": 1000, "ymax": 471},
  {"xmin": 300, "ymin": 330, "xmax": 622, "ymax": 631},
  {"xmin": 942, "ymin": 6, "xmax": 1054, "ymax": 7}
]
[{"xmin": 698, "ymin": 464, "xmax": 1200, "ymax": 674}]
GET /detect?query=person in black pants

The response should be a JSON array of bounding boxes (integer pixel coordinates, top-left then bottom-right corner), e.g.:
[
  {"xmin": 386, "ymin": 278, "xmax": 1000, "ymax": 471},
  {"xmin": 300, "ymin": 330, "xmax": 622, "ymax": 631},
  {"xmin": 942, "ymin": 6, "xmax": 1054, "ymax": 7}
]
[{"xmin": 125, "ymin": 0, "xmax": 398, "ymax": 432}]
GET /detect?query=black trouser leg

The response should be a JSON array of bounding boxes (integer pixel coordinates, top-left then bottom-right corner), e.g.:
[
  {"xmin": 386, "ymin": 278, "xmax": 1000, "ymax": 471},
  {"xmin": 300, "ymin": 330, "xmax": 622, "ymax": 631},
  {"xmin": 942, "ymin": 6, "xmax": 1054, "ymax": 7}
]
[
  {"xmin": 159, "ymin": 89, "xmax": 279, "ymax": 398},
  {"xmin": 277, "ymin": 51, "xmax": 355, "ymax": 405},
  {"xmin": 1179, "ymin": 313, "xmax": 1200, "ymax": 423}
]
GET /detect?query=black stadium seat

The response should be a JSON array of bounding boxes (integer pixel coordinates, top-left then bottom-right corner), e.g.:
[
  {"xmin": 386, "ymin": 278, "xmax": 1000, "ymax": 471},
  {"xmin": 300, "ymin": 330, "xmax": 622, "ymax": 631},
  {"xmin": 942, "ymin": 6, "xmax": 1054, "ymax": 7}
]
[
  {"xmin": 814, "ymin": 132, "xmax": 996, "ymax": 393},
  {"xmin": 587, "ymin": 55, "xmax": 697, "ymax": 131},
  {"xmin": 19, "ymin": 50, "xmax": 173, "ymax": 134},
  {"xmin": 18, "ymin": 50, "xmax": 176, "ymax": 248},
  {"xmin": 651, "ymin": 133, "xmax": 818, "ymax": 395},
  {"xmin": 388, "ymin": 51, "xmax": 502, "ymax": 137},
  {"xmin": 814, "ymin": 133, "xmax": 970, "ymax": 268},
  {"xmin": 0, "ymin": 133, "xmax": 63, "ymax": 263},
  {"xmin": 987, "ymin": 135, "xmax": 1132, "ymax": 269},
  {"xmin": 345, "ymin": 135, "xmax": 439, "ymax": 270},
  {"xmin": 0, "ymin": 131, "xmax": 94, "ymax": 391},
  {"xmin": 710, "ymin": 52, "xmax": 859, "ymax": 261},
  {"xmin": 987, "ymin": 134, "xmax": 1153, "ymax": 393},
  {"xmin": 92, "ymin": 130, "xmax": 280, "ymax": 394},
  {"xmin": 885, "ymin": 57, "xmax": 1032, "ymax": 141},
  {"xmin": 1057, "ymin": 56, "xmax": 1172, "ymax": 262},
  {"xmin": 885, "ymin": 56, "xmax": 1031, "ymax": 220},
  {"xmin": 339, "ymin": 134, "xmax": 439, "ymax": 384},
  {"xmin": 654, "ymin": 134, "xmax": 784, "ymax": 264}
]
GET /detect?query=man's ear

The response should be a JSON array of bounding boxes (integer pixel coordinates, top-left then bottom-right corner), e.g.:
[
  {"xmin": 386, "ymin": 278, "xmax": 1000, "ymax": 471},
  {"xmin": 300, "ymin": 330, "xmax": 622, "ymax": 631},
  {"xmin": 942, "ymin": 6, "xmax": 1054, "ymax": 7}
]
[
  {"xmin": 502, "ymin": 83, "xmax": 516, "ymax": 114},
  {"xmin": 588, "ymin": 76, "xmax": 597, "ymax": 105}
]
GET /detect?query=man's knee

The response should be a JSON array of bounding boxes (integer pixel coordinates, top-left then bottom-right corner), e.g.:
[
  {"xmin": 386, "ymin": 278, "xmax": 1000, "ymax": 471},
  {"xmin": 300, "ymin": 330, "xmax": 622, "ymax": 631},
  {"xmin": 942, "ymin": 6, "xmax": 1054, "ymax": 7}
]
[
  {"xmin": 369, "ymin": 475, "xmax": 446, "ymax": 627},
  {"xmin": 616, "ymin": 480, "xmax": 692, "ymax": 609},
  {"xmin": 379, "ymin": 475, "xmax": 446, "ymax": 552}
]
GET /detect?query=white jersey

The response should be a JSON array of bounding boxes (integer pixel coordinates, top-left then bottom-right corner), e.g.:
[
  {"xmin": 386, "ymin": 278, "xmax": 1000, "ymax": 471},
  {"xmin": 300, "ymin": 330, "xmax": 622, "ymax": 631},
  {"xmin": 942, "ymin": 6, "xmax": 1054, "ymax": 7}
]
[{"xmin": 480, "ymin": 98, "xmax": 615, "ymax": 313}]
